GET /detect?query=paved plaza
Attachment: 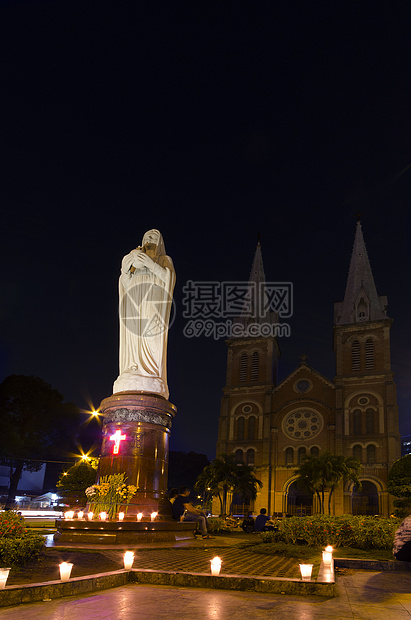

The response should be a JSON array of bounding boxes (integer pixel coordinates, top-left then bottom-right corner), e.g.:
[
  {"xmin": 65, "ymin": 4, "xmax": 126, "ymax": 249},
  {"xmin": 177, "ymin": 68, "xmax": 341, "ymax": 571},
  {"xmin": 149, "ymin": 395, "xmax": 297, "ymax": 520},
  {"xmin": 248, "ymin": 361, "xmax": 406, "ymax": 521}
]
[
  {"xmin": 2, "ymin": 534, "xmax": 411, "ymax": 617},
  {"xmin": 2, "ymin": 570, "xmax": 411, "ymax": 620}
]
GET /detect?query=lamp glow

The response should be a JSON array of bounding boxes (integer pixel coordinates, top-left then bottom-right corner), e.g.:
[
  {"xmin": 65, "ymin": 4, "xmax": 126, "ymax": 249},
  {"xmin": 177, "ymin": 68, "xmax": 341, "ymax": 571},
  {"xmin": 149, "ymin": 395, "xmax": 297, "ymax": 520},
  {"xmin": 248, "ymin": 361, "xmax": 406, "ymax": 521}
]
[
  {"xmin": 322, "ymin": 545, "xmax": 333, "ymax": 565},
  {"xmin": 88, "ymin": 511, "xmax": 94, "ymax": 521},
  {"xmin": 123, "ymin": 551, "xmax": 134, "ymax": 570},
  {"xmin": 118, "ymin": 512, "xmax": 125, "ymax": 521},
  {"xmin": 0, "ymin": 568, "xmax": 10, "ymax": 589},
  {"xmin": 299, "ymin": 564, "xmax": 313, "ymax": 581},
  {"xmin": 210, "ymin": 556, "xmax": 222, "ymax": 576},
  {"xmin": 99, "ymin": 512, "xmax": 107, "ymax": 521},
  {"xmin": 64, "ymin": 511, "xmax": 74, "ymax": 520},
  {"xmin": 150, "ymin": 512, "xmax": 158, "ymax": 522},
  {"xmin": 77, "ymin": 511, "xmax": 84, "ymax": 520},
  {"xmin": 59, "ymin": 562, "xmax": 73, "ymax": 582},
  {"xmin": 137, "ymin": 513, "xmax": 143, "ymax": 521}
]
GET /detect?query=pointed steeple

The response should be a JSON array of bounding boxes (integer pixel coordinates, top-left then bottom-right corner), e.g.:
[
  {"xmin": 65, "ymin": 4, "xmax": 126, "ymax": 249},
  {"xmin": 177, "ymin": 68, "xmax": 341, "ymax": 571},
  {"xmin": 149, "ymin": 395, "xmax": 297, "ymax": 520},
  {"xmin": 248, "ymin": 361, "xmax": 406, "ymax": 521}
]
[
  {"xmin": 335, "ymin": 221, "xmax": 388, "ymax": 325},
  {"xmin": 247, "ymin": 241, "xmax": 269, "ymax": 321},
  {"xmin": 234, "ymin": 240, "xmax": 277, "ymax": 330}
]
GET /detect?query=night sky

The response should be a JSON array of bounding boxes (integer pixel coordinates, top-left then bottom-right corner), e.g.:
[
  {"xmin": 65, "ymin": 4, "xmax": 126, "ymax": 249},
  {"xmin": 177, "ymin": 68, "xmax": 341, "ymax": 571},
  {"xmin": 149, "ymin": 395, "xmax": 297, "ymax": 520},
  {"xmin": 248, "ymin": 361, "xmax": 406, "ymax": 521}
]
[{"xmin": 1, "ymin": 1, "xmax": 410, "ymax": 460}]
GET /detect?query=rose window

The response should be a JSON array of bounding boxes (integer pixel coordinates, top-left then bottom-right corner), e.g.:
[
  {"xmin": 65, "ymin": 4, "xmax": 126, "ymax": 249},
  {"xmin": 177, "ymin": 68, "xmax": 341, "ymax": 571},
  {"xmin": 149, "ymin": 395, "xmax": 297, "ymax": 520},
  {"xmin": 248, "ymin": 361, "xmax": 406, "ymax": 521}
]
[{"xmin": 283, "ymin": 410, "xmax": 323, "ymax": 440}]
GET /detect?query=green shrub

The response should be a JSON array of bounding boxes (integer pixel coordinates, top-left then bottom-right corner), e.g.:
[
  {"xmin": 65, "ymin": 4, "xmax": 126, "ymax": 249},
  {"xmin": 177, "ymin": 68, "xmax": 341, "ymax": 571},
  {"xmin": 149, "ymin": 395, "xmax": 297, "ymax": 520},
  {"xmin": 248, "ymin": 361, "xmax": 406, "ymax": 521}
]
[
  {"xmin": 0, "ymin": 534, "xmax": 45, "ymax": 566},
  {"xmin": 260, "ymin": 515, "xmax": 399, "ymax": 550},
  {"xmin": 0, "ymin": 511, "xmax": 45, "ymax": 566}
]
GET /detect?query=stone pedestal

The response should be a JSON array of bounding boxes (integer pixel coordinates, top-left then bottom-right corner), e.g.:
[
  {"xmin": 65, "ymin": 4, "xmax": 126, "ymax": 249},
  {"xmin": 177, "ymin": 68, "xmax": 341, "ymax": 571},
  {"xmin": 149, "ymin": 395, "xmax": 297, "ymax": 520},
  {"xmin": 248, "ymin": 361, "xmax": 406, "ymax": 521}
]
[{"xmin": 96, "ymin": 391, "xmax": 176, "ymax": 518}]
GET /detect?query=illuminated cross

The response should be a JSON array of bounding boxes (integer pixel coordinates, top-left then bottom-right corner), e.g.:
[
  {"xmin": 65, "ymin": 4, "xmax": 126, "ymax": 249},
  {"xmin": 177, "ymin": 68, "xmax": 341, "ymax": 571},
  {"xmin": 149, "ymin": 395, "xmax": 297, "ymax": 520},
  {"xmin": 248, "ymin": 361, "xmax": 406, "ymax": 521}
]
[{"xmin": 109, "ymin": 429, "xmax": 126, "ymax": 454}]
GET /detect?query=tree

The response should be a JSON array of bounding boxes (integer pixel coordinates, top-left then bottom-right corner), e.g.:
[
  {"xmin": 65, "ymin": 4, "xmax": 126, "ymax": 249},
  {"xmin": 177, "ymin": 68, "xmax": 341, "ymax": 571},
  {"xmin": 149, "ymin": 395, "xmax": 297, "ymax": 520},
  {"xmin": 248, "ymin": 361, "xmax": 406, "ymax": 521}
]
[
  {"xmin": 0, "ymin": 375, "xmax": 80, "ymax": 508},
  {"xmin": 56, "ymin": 461, "xmax": 98, "ymax": 507},
  {"xmin": 295, "ymin": 452, "xmax": 361, "ymax": 514},
  {"xmin": 195, "ymin": 454, "xmax": 262, "ymax": 516},
  {"xmin": 388, "ymin": 454, "xmax": 411, "ymax": 517}
]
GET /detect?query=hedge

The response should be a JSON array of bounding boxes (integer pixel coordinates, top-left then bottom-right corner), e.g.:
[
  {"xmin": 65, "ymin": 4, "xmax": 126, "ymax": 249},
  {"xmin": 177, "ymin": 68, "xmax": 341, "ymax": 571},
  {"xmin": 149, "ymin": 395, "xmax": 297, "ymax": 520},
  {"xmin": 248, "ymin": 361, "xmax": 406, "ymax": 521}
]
[{"xmin": 260, "ymin": 515, "xmax": 400, "ymax": 550}]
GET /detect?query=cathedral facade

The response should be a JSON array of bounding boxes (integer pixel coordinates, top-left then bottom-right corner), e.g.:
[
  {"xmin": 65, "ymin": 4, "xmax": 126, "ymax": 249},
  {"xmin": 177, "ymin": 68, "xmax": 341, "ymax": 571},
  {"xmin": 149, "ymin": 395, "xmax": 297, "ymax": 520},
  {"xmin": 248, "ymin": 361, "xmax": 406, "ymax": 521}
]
[{"xmin": 215, "ymin": 222, "xmax": 401, "ymax": 517}]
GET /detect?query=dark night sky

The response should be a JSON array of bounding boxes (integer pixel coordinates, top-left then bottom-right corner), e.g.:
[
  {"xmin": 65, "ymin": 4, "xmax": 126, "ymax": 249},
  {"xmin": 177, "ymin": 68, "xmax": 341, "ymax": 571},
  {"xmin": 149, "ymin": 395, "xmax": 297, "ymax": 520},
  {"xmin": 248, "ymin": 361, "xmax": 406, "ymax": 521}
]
[{"xmin": 0, "ymin": 1, "xmax": 410, "ymax": 460}]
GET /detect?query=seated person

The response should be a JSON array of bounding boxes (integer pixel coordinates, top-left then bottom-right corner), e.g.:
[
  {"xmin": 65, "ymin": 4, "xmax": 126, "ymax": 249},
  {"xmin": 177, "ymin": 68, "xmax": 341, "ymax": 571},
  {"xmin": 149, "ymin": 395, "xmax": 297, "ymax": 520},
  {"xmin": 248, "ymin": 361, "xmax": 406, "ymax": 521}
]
[
  {"xmin": 254, "ymin": 508, "xmax": 270, "ymax": 532},
  {"xmin": 168, "ymin": 488, "xmax": 179, "ymax": 504},
  {"xmin": 241, "ymin": 511, "xmax": 255, "ymax": 533},
  {"xmin": 172, "ymin": 486, "xmax": 213, "ymax": 539}
]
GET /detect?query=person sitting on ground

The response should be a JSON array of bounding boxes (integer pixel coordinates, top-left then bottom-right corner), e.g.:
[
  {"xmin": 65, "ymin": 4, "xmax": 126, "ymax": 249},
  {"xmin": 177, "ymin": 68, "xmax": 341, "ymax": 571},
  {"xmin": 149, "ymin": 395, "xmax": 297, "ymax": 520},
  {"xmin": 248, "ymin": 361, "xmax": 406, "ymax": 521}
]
[
  {"xmin": 241, "ymin": 511, "xmax": 255, "ymax": 533},
  {"xmin": 254, "ymin": 508, "xmax": 270, "ymax": 532},
  {"xmin": 171, "ymin": 486, "xmax": 213, "ymax": 539},
  {"xmin": 393, "ymin": 510, "xmax": 411, "ymax": 561}
]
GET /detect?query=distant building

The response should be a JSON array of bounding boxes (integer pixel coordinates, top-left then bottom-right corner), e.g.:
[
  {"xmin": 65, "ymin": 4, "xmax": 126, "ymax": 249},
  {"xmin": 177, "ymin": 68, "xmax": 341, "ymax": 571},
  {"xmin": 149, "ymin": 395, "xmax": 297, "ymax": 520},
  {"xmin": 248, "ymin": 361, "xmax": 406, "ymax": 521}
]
[
  {"xmin": 401, "ymin": 436, "xmax": 411, "ymax": 456},
  {"xmin": 216, "ymin": 222, "xmax": 401, "ymax": 517}
]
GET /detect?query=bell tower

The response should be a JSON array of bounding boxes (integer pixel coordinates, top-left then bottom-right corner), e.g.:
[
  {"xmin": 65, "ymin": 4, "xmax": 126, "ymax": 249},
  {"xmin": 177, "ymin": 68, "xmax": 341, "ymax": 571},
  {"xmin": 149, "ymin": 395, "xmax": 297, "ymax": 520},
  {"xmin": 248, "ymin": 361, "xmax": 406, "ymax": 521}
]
[
  {"xmin": 333, "ymin": 220, "xmax": 400, "ymax": 514},
  {"xmin": 215, "ymin": 241, "xmax": 280, "ymax": 513}
]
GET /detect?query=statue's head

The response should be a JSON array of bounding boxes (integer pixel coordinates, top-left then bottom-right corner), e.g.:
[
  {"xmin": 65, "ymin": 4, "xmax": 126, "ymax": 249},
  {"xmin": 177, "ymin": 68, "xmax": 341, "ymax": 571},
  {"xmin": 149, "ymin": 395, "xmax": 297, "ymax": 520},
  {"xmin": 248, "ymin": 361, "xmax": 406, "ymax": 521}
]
[{"xmin": 142, "ymin": 229, "xmax": 165, "ymax": 257}]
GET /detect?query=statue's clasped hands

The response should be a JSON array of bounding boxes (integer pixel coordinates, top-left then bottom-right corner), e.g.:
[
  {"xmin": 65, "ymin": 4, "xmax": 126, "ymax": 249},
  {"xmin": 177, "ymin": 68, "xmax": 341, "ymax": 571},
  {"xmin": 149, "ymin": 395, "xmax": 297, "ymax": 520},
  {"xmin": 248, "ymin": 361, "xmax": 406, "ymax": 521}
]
[{"xmin": 132, "ymin": 250, "xmax": 156, "ymax": 272}]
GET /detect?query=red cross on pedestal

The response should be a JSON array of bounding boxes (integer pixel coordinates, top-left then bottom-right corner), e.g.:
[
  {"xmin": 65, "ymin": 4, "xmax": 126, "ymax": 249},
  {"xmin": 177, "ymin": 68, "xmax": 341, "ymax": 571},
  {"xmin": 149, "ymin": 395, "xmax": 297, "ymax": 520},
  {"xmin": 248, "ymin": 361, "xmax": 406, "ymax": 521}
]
[{"xmin": 109, "ymin": 429, "xmax": 126, "ymax": 454}]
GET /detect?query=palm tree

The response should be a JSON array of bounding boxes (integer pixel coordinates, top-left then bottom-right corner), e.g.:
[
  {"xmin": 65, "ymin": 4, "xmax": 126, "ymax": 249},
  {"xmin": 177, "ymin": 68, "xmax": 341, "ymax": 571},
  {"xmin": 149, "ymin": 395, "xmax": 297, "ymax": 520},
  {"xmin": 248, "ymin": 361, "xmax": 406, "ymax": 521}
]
[
  {"xmin": 195, "ymin": 454, "xmax": 262, "ymax": 516},
  {"xmin": 295, "ymin": 452, "xmax": 361, "ymax": 514}
]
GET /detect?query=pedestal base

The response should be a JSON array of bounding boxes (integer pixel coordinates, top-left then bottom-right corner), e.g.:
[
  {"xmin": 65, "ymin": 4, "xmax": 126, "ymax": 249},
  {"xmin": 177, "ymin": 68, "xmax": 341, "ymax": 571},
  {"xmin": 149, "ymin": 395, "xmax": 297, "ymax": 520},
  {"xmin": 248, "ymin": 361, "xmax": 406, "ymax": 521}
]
[
  {"xmin": 95, "ymin": 392, "xmax": 176, "ymax": 518},
  {"xmin": 55, "ymin": 519, "xmax": 196, "ymax": 544}
]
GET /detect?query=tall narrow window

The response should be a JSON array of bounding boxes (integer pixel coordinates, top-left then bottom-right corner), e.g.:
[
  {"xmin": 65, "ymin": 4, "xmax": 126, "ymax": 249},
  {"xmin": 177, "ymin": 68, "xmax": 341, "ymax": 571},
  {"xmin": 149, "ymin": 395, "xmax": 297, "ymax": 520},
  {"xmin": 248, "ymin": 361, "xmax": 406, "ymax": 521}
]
[
  {"xmin": 367, "ymin": 444, "xmax": 376, "ymax": 464},
  {"xmin": 246, "ymin": 449, "xmax": 255, "ymax": 465},
  {"xmin": 365, "ymin": 338, "xmax": 374, "ymax": 370},
  {"xmin": 248, "ymin": 416, "xmax": 256, "ymax": 440},
  {"xmin": 285, "ymin": 447, "xmax": 294, "ymax": 465},
  {"xmin": 239, "ymin": 353, "xmax": 248, "ymax": 382},
  {"xmin": 251, "ymin": 351, "xmax": 259, "ymax": 381},
  {"xmin": 237, "ymin": 417, "xmax": 245, "ymax": 440},
  {"xmin": 298, "ymin": 447, "xmax": 306, "ymax": 464},
  {"xmin": 310, "ymin": 446, "xmax": 319, "ymax": 457},
  {"xmin": 353, "ymin": 444, "xmax": 362, "ymax": 462},
  {"xmin": 235, "ymin": 449, "xmax": 243, "ymax": 464},
  {"xmin": 353, "ymin": 409, "xmax": 362, "ymax": 435},
  {"xmin": 366, "ymin": 409, "xmax": 375, "ymax": 434},
  {"xmin": 351, "ymin": 340, "xmax": 360, "ymax": 371}
]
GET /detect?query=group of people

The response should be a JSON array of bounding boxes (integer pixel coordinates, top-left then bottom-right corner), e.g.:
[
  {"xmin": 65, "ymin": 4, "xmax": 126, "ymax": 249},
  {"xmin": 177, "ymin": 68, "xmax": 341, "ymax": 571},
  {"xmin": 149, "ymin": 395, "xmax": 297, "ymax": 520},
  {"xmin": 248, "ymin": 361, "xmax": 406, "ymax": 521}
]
[
  {"xmin": 241, "ymin": 508, "xmax": 276, "ymax": 533},
  {"xmin": 169, "ymin": 487, "xmax": 213, "ymax": 539}
]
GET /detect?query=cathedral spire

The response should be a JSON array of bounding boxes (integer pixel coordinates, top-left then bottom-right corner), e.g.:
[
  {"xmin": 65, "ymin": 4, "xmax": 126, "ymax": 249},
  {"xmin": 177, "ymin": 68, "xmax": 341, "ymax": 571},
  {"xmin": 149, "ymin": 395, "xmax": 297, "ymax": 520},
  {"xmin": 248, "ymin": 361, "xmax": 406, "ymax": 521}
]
[
  {"xmin": 248, "ymin": 240, "xmax": 266, "ymax": 289},
  {"xmin": 335, "ymin": 221, "xmax": 388, "ymax": 325}
]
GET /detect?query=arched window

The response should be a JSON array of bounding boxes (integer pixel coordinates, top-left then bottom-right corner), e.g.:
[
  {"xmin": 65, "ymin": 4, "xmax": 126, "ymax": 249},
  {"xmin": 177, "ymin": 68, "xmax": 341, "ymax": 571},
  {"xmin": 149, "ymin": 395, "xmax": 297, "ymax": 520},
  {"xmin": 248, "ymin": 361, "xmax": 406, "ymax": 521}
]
[
  {"xmin": 366, "ymin": 409, "xmax": 375, "ymax": 434},
  {"xmin": 365, "ymin": 339, "xmax": 374, "ymax": 370},
  {"xmin": 353, "ymin": 409, "xmax": 362, "ymax": 435},
  {"xmin": 237, "ymin": 417, "xmax": 245, "ymax": 440},
  {"xmin": 251, "ymin": 351, "xmax": 259, "ymax": 381},
  {"xmin": 248, "ymin": 416, "xmax": 256, "ymax": 440},
  {"xmin": 351, "ymin": 340, "xmax": 360, "ymax": 371},
  {"xmin": 310, "ymin": 446, "xmax": 319, "ymax": 457},
  {"xmin": 235, "ymin": 449, "xmax": 243, "ymax": 464},
  {"xmin": 356, "ymin": 298, "xmax": 369, "ymax": 322},
  {"xmin": 246, "ymin": 449, "xmax": 255, "ymax": 465},
  {"xmin": 239, "ymin": 353, "xmax": 248, "ymax": 382},
  {"xmin": 285, "ymin": 447, "xmax": 294, "ymax": 465},
  {"xmin": 298, "ymin": 447, "xmax": 306, "ymax": 464},
  {"xmin": 367, "ymin": 444, "xmax": 376, "ymax": 464},
  {"xmin": 353, "ymin": 444, "xmax": 362, "ymax": 462}
]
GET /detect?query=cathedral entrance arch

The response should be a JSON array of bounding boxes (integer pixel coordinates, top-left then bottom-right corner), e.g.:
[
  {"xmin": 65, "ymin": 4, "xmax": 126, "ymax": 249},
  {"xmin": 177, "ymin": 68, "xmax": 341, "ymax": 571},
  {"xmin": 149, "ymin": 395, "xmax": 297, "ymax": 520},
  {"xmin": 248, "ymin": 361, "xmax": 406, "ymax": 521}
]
[
  {"xmin": 285, "ymin": 480, "xmax": 313, "ymax": 516},
  {"xmin": 352, "ymin": 481, "xmax": 379, "ymax": 515}
]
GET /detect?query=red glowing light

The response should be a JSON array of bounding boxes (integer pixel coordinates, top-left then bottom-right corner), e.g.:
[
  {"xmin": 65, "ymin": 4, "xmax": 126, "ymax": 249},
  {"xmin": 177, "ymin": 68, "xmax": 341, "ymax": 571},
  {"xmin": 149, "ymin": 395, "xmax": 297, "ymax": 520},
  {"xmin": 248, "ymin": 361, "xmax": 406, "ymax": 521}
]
[{"xmin": 109, "ymin": 429, "xmax": 126, "ymax": 454}]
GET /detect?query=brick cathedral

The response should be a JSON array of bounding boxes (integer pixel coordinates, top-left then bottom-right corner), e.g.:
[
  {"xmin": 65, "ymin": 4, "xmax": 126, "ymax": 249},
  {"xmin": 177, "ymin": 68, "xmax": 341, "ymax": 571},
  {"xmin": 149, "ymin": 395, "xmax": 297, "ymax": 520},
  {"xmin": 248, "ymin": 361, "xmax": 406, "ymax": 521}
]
[{"xmin": 215, "ymin": 222, "xmax": 401, "ymax": 517}]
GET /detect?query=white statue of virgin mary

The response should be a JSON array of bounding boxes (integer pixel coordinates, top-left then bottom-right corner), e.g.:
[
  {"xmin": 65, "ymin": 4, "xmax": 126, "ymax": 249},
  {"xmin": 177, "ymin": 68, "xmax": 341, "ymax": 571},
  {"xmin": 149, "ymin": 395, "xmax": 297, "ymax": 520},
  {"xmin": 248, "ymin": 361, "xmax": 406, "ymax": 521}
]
[{"xmin": 113, "ymin": 229, "xmax": 176, "ymax": 400}]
